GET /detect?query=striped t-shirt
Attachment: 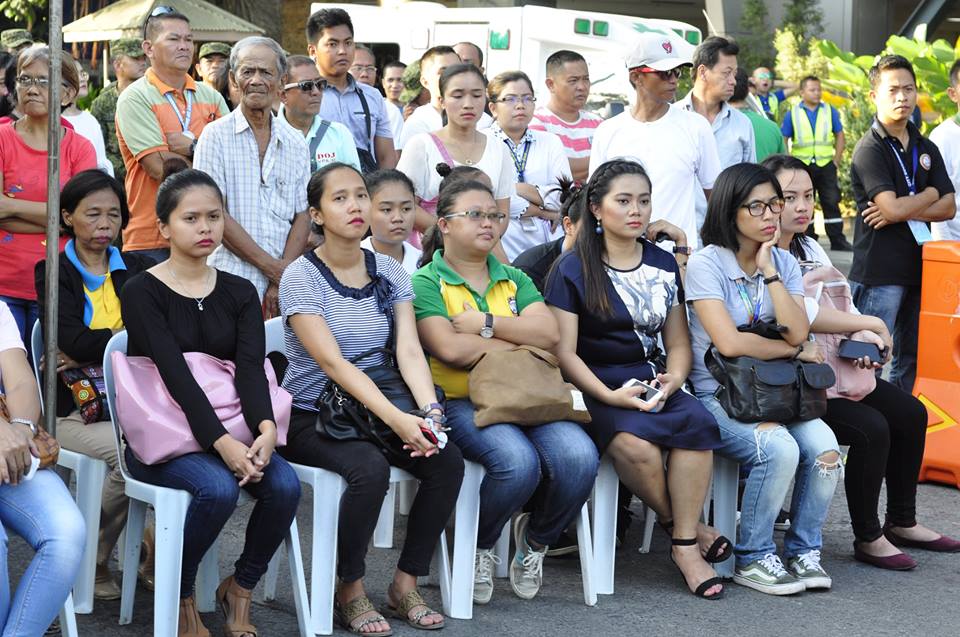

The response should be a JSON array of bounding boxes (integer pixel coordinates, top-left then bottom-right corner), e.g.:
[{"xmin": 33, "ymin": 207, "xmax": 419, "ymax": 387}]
[
  {"xmin": 529, "ymin": 106, "xmax": 603, "ymax": 159},
  {"xmin": 279, "ymin": 248, "xmax": 415, "ymax": 412}
]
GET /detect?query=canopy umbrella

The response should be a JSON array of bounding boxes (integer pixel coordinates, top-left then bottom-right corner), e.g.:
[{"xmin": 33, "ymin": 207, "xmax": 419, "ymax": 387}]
[{"xmin": 63, "ymin": 0, "xmax": 265, "ymax": 83}]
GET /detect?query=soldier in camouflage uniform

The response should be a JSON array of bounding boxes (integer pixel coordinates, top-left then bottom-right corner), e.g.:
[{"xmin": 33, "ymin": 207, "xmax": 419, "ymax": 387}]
[
  {"xmin": 89, "ymin": 38, "xmax": 147, "ymax": 181},
  {"xmin": 0, "ymin": 29, "xmax": 33, "ymax": 54}
]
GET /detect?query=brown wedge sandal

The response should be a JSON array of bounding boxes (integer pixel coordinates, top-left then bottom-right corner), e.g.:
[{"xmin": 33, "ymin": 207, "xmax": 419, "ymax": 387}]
[
  {"xmin": 215, "ymin": 576, "xmax": 257, "ymax": 637},
  {"xmin": 384, "ymin": 586, "xmax": 445, "ymax": 631},
  {"xmin": 178, "ymin": 595, "xmax": 211, "ymax": 637}
]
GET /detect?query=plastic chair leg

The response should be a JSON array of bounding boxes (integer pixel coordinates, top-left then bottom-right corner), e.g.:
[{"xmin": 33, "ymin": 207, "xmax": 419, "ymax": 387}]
[
  {"xmin": 712, "ymin": 457, "xmax": 739, "ymax": 579},
  {"xmin": 119, "ymin": 499, "xmax": 147, "ymax": 625},
  {"xmin": 493, "ymin": 520, "xmax": 510, "ymax": 579},
  {"xmin": 373, "ymin": 482, "xmax": 397, "ymax": 548},
  {"xmin": 591, "ymin": 456, "xmax": 618, "ymax": 595},
  {"xmin": 263, "ymin": 547, "xmax": 282, "ymax": 601},
  {"xmin": 59, "ymin": 593, "xmax": 79, "ymax": 637},
  {"xmin": 447, "ymin": 462, "xmax": 482, "ymax": 620},
  {"xmin": 397, "ymin": 480, "xmax": 417, "ymax": 516},
  {"xmin": 312, "ymin": 471, "xmax": 343, "ymax": 636},
  {"xmin": 284, "ymin": 518, "xmax": 311, "ymax": 637},
  {"xmin": 151, "ymin": 495, "xmax": 189, "ymax": 637},
  {"xmin": 72, "ymin": 459, "xmax": 108, "ymax": 614},
  {"xmin": 640, "ymin": 504, "xmax": 657, "ymax": 554},
  {"xmin": 575, "ymin": 503, "xmax": 597, "ymax": 606},
  {"xmin": 195, "ymin": 537, "xmax": 220, "ymax": 613}
]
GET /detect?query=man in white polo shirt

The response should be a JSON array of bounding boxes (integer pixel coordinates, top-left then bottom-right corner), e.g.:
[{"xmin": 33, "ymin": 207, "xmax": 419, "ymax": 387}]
[
  {"xmin": 589, "ymin": 33, "xmax": 721, "ymax": 249},
  {"xmin": 676, "ymin": 36, "xmax": 756, "ymax": 232}
]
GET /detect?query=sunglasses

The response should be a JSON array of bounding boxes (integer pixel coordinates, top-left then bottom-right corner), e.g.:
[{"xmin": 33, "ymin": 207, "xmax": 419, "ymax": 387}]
[
  {"xmin": 143, "ymin": 5, "xmax": 177, "ymax": 38},
  {"xmin": 283, "ymin": 79, "xmax": 327, "ymax": 92},
  {"xmin": 636, "ymin": 67, "xmax": 683, "ymax": 81}
]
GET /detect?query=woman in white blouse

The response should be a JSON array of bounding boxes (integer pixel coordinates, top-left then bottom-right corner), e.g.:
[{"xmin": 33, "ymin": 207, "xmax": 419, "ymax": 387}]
[
  {"xmin": 486, "ymin": 70, "xmax": 571, "ymax": 261},
  {"xmin": 396, "ymin": 63, "xmax": 514, "ymax": 258}
]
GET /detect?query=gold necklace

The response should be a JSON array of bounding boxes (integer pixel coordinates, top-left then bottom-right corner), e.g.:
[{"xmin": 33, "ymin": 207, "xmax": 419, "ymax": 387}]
[{"xmin": 447, "ymin": 131, "xmax": 482, "ymax": 165}]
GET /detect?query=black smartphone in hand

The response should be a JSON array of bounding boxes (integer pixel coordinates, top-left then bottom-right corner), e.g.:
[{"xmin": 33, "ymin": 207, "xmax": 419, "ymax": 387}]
[{"xmin": 837, "ymin": 339, "xmax": 883, "ymax": 362}]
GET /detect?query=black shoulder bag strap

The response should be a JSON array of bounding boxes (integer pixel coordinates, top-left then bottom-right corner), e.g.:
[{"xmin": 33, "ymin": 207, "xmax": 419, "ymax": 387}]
[{"xmin": 354, "ymin": 87, "xmax": 373, "ymax": 151}]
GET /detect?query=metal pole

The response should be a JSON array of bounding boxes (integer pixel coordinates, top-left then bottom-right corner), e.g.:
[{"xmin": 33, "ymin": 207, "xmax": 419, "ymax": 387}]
[{"xmin": 43, "ymin": 0, "xmax": 64, "ymax": 437}]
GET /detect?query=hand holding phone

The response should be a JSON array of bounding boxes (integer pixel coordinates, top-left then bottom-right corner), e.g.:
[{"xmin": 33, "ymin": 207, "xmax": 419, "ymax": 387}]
[{"xmin": 622, "ymin": 378, "xmax": 665, "ymax": 412}]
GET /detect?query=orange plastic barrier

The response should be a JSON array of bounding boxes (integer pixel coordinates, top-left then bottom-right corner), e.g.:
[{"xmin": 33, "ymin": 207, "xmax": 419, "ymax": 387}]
[{"xmin": 915, "ymin": 241, "xmax": 960, "ymax": 488}]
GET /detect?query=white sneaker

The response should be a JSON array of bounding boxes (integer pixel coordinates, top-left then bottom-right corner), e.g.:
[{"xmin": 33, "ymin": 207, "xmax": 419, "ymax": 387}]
[
  {"xmin": 473, "ymin": 548, "xmax": 500, "ymax": 605},
  {"xmin": 510, "ymin": 513, "xmax": 547, "ymax": 600},
  {"xmin": 734, "ymin": 553, "xmax": 805, "ymax": 595},
  {"xmin": 787, "ymin": 550, "xmax": 832, "ymax": 590}
]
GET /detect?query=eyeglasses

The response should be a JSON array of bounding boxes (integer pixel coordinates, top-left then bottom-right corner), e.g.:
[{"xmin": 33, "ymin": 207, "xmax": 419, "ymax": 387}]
[
  {"xmin": 445, "ymin": 210, "xmax": 507, "ymax": 223},
  {"xmin": 636, "ymin": 67, "xmax": 683, "ymax": 81},
  {"xmin": 741, "ymin": 197, "xmax": 785, "ymax": 217},
  {"xmin": 283, "ymin": 79, "xmax": 327, "ymax": 92},
  {"xmin": 350, "ymin": 64, "xmax": 376, "ymax": 75},
  {"xmin": 16, "ymin": 75, "xmax": 67, "ymax": 90},
  {"xmin": 79, "ymin": 71, "xmax": 89, "ymax": 82},
  {"xmin": 496, "ymin": 95, "xmax": 536, "ymax": 106}
]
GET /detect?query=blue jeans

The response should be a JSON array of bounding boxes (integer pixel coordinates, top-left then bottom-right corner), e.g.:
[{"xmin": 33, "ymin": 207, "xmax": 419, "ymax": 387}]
[
  {"xmin": 699, "ymin": 394, "xmax": 840, "ymax": 566},
  {"xmin": 124, "ymin": 248, "xmax": 169, "ymax": 264},
  {"xmin": 445, "ymin": 399, "xmax": 599, "ymax": 549},
  {"xmin": 125, "ymin": 449, "xmax": 300, "ymax": 597},
  {"xmin": 849, "ymin": 282, "xmax": 920, "ymax": 393},
  {"xmin": 0, "ymin": 297, "xmax": 38, "ymax": 361},
  {"xmin": 0, "ymin": 470, "xmax": 85, "ymax": 637}
]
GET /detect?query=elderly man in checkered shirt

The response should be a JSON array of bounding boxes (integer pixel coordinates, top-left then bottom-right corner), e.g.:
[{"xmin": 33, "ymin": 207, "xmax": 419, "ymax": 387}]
[{"xmin": 194, "ymin": 36, "xmax": 311, "ymax": 316}]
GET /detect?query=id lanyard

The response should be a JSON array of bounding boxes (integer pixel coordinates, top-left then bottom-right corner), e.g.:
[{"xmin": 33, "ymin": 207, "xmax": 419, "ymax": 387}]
[
  {"xmin": 504, "ymin": 136, "xmax": 531, "ymax": 183},
  {"xmin": 164, "ymin": 90, "xmax": 194, "ymax": 138},
  {"xmin": 885, "ymin": 140, "xmax": 932, "ymax": 244},
  {"xmin": 734, "ymin": 278, "xmax": 764, "ymax": 325}
]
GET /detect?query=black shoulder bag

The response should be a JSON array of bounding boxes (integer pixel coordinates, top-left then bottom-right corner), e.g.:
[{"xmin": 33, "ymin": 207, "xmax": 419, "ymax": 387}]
[
  {"xmin": 309, "ymin": 251, "xmax": 422, "ymax": 467},
  {"xmin": 354, "ymin": 88, "xmax": 380, "ymax": 174}
]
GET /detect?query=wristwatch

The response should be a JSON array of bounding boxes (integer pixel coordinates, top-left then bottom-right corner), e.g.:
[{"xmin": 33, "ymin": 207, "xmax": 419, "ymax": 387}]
[
  {"xmin": 9, "ymin": 417, "xmax": 37, "ymax": 435},
  {"xmin": 763, "ymin": 272, "xmax": 782, "ymax": 285},
  {"xmin": 672, "ymin": 245, "xmax": 692, "ymax": 256},
  {"xmin": 480, "ymin": 313, "xmax": 495, "ymax": 339}
]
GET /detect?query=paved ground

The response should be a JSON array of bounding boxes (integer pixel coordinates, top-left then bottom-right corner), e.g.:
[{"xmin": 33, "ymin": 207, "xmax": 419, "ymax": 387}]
[{"xmin": 14, "ymin": 236, "xmax": 960, "ymax": 637}]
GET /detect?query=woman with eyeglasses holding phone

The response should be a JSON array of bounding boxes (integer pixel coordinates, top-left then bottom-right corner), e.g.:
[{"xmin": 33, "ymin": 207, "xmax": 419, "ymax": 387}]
[
  {"xmin": 0, "ymin": 46, "xmax": 96, "ymax": 350},
  {"xmin": 486, "ymin": 71, "xmax": 571, "ymax": 262},
  {"xmin": 413, "ymin": 177, "xmax": 598, "ymax": 605},
  {"xmin": 279, "ymin": 55, "xmax": 361, "ymax": 173},
  {"xmin": 685, "ymin": 163, "xmax": 841, "ymax": 597}
]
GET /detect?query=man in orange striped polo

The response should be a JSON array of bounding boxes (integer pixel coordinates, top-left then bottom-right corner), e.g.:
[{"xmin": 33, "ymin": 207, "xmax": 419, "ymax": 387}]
[{"xmin": 115, "ymin": 7, "xmax": 229, "ymax": 261}]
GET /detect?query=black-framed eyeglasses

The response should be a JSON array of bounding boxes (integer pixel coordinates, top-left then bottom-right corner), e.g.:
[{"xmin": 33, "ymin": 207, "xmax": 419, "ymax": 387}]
[
  {"xmin": 741, "ymin": 197, "xmax": 785, "ymax": 217},
  {"xmin": 634, "ymin": 66, "xmax": 684, "ymax": 81},
  {"xmin": 283, "ymin": 79, "xmax": 327, "ymax": 92},
  {"xmin": 496, "ymin": 95, "xmax": 536, "ymax": 106},
  {"xmin": 445, "ymin": 210, "xmax": 507, "ymax": 223}
]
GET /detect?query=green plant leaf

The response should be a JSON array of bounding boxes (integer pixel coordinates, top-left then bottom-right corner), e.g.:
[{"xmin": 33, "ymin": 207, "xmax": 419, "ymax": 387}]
[
  {"xmin": 886, "ymin": 35, "xmax": 924, "ymax": 59},
  {"xmin": 828, "ymin": 58, "xmax": 869, "ymax": 88},
  {"xmin": 931, "ymin": 39, "xmax": 955, "ymax": 64},
  {"xmin": 854, "ymin": 55, "xmax": 876, "ymax": 72}
]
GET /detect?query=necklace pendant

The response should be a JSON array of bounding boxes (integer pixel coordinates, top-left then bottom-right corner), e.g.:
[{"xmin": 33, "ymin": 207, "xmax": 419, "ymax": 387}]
[{"xmin": 197, "ymin": 300, "xmax": 204, "ymax": 311}]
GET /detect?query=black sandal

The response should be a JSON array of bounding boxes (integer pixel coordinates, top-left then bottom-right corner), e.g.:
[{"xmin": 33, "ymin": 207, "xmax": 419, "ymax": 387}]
[
  {"xmin": 670, "ymin": 538, "xmax": 724, "ymax": 600},
  {"xmin": 659, "ymin": 519, "xmax": 731, "ymax": 564}
]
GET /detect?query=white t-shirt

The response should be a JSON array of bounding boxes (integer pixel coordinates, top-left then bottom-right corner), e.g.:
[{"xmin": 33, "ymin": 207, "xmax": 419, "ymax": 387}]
[
  {"xmin": 929, "ymin": 118, "xmax": 960, "ymax": 240},
  {"xmin": 589, "ymin": 107, "xmax": 721, "ymax": 250},
  {"xmin": 396, "ymin": 131, "xmax": 516, "ymax": 207},
  {"xmin": 485, "ymin": 126, "xmax": 572, "ymax": 261},
  {"xmin": 64, "ymin": 110, "xmax": 114, "ymax": 177},
  {"xmin": 360, "ymin": 236, "xmax": 423, "ymax": 274},
  {"xmin": 387, "ymin": 102, "xmax": 404, "ymax": 151},
  {"xmin": 397, "ymin": 103, "xmax": 493, "ymax": 150}
]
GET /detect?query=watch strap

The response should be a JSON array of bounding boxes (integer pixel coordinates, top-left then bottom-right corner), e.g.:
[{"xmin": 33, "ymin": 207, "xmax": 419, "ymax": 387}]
[
  {"xmin": 672, "ymin": 245, "xmax": 692, "ymax": 256},
  {"xmin": 763, "ymin": 272, "xmax": 782, "ymax": 285}
]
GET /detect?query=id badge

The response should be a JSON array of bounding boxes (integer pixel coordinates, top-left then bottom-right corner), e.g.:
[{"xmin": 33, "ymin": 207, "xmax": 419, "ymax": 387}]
[{"xmin": 520, "ymin": 217, "xmax": 538, "ymax": 232}]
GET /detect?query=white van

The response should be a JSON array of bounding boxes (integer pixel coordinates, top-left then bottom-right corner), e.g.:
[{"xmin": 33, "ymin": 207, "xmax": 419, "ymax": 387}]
[{"xmin": 310, "ymin": 1, "xmax": 701, "ymax": 108}]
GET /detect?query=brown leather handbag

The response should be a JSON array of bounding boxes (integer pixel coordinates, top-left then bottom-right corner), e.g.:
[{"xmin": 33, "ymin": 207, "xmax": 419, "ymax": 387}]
[
  {"xmin": 468, "ymin": 345, "xmax": 592, "ymax": 428},
  {"xmin": 0, "ymin": 394, "xmax": 60, "ymax": 469}
]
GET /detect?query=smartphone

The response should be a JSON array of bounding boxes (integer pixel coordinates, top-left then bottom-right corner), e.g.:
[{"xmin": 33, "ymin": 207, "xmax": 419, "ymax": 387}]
[
  {"xmin": 622, "ymin": 378, "xmax": 664, "ymax": 409},
  {"xmin": 837, "ymin": 339, "xmax": 883, "ymax": 362}
]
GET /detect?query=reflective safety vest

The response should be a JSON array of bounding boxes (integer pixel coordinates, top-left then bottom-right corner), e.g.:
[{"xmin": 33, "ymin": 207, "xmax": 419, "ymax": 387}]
[
  {"xmin": 762, "ymin": 92, "xmax": 780, "ymax": 120},
  {"xmin": 791, "ymin": 103, "xmax": 835, "ymax": 167}
]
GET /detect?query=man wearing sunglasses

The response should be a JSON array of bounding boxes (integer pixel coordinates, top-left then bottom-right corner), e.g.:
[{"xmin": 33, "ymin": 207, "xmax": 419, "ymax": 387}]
[
  {"xmin": 589, "ymin": 32, "xmax": 721, "ymax": 251},
  {"xmin": 278, "ymin": 54, "xmax": 360, "ymax": 172},
  {"xmin": 677, "ymin": 37, "xmax": 756, "ymax": 233},
  {"xmin": 115, "ymin": 6, "xmax": 228, "ymax": 261}
]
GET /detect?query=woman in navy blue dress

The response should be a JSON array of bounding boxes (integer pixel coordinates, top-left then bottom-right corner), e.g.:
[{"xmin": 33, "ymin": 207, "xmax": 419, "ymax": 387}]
[{"xmin": 545, "ymin": 159, "xmax": 727, "ymax": 599}]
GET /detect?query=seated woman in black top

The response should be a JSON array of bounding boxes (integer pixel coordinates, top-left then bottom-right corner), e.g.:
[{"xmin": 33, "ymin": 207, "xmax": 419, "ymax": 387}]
[
  {"xmin": 279, "ymin": 163, "xmax": 462, "ymax": 635},
  {"xmin": 119, "ymin": 164, "xmax": 301, "ymax": 637},
  {"xmin": 34, "ymin": 170, "xmax": 153, "ymax": 600}
]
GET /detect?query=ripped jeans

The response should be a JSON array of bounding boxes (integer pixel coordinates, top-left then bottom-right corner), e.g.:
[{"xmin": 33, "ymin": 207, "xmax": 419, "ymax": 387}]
[{"xmin": 698, "ymin": 393, "xmax": 841, "ymax": 566}]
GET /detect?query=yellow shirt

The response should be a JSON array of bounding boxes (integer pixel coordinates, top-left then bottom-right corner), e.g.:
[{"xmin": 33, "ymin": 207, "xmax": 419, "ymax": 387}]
[{"xmin": 84, "ymin": 273, "xmax": 123, "ymax": 331}]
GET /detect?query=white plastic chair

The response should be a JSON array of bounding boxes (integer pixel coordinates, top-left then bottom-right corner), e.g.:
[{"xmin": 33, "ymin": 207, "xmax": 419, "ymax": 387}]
[
  {"xmin": 260, "ymin": 317, "xmax": 451, "ymax": 635},
  {"xmin": 103, "ymin": 330, "xmax": 311, "ymax": 637},
  {"xmin": 30, "ymin": 319, "xmax": 108, "ymax": 614},
  {"xmin": 591, "ymin": 453, "xmax": 741, "ymax": 593}
]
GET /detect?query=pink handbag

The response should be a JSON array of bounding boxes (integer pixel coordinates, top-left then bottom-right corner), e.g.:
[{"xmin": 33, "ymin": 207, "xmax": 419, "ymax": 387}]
[{"xmin": 111, "ymin": 351, "xmax": 291, "ymax": 465}]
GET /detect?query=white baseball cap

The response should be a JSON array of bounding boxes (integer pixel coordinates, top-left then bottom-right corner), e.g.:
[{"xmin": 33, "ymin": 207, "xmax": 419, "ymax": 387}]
[{"xmin": 625, "ymin": 32, "xmax": 693, "ymax": 71}]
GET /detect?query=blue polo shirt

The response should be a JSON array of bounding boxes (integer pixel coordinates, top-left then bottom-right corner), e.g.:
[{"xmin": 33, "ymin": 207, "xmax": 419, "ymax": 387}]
[
  {"xmin": 318, "ymin": 74, "xmax": 393, "ymax": 159},
  {"xmin": 781, "ymin": 102, "xmax": 843, "ymax": 139}
]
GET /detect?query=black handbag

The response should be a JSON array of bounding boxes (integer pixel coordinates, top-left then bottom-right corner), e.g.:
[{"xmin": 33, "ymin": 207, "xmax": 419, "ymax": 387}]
[
  {"xmin": 308, "ymin": 250, "xmax": 422, "ymax": 467},
  {"xmin": 705, "ymin": 320, "xmax": 835, "ymax": 423}
]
